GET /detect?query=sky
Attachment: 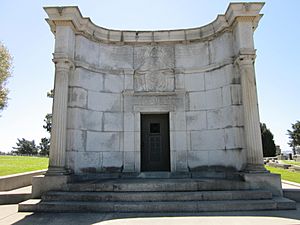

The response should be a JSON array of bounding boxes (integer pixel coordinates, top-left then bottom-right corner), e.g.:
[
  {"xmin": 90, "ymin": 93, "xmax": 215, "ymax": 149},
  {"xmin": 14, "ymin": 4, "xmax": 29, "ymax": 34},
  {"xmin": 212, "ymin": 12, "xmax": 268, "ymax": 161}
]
[{"xmin": 0, "ymin": 0, "xmax": 299, "ymax": 153}]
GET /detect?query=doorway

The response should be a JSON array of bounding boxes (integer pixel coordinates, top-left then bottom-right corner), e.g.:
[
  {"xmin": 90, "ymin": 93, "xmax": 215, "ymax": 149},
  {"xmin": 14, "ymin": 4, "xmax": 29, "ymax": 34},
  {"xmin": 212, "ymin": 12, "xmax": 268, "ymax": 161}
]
[{"xmin": 141, "ymin": 114, "xmax": 170, "ymax": 171}]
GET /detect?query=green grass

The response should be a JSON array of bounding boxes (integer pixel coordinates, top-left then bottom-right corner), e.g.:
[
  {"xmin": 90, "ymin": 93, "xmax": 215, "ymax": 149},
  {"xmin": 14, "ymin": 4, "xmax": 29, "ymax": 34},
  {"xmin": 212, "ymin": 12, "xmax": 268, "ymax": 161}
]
[
  {"xmin": 280, "ymin": 160, "xmax": 300, "ymax": 166},
  {"xmin": 265, "ymin": 165, "xmax": 300, "ymax": 184},
  {"xmin": 0, "ymin": 155, "xmax": 49, "ymax": 176}
]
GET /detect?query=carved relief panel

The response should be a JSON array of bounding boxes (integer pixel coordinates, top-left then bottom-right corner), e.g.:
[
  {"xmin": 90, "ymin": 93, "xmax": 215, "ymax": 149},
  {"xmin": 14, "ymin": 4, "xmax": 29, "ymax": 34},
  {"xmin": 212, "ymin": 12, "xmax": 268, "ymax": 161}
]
[{"xmin": 133, "ymin": 45, "xmax": 175, "ymax": 92}]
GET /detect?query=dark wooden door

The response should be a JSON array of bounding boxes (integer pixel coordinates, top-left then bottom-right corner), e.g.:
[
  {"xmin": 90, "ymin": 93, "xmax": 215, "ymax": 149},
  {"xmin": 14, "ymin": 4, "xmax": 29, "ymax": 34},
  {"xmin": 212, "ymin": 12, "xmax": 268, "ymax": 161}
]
[{"xmin": 141, "ymin": 114, "xmax": 170, "ymax": 171}]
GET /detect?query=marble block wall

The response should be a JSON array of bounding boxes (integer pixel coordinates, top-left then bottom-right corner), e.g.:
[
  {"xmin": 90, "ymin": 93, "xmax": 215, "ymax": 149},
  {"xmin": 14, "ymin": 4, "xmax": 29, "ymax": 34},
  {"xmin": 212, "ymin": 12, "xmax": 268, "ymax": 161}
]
[
  {"xmin": 43, "ymin": 4, "xmax": 265, "ymax": 174},
  {"xmin": 65, "ymin": 31, "xmax": 246, "ymax": 174}
]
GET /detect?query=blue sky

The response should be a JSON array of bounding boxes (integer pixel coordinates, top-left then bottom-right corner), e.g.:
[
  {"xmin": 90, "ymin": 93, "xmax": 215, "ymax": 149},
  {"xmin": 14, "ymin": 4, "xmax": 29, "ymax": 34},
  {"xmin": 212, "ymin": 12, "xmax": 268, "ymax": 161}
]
[{"xmin": 0, "ymin": 0, "xmax": 299, "ymax": 153}]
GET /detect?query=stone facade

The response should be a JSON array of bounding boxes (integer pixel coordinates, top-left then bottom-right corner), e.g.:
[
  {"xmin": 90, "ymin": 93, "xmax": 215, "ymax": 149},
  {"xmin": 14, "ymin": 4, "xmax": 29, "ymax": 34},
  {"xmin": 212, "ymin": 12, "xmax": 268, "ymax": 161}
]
[{"xmin": 44, "ymin": 3, "xmax": 266, "ymax": 175}]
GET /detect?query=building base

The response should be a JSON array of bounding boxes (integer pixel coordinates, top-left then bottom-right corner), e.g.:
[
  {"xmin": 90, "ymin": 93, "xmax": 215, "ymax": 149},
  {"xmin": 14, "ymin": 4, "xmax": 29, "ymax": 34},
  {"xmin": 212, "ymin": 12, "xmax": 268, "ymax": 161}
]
[{"xmin": 31, "ymin": 174, "xmax": 70, "ymax": 198}]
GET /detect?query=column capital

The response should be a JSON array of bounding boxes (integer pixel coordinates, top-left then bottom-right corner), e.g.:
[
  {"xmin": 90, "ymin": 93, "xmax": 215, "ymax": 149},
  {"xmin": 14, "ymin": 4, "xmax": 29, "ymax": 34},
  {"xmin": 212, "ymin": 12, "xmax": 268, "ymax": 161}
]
[
  {"xmin": 234, "ymin": 48, "xmax": 256, "ymax": 66},
  {"xmin": 52, "ymin": 53, "xmax": 74, "ymax": 69}
]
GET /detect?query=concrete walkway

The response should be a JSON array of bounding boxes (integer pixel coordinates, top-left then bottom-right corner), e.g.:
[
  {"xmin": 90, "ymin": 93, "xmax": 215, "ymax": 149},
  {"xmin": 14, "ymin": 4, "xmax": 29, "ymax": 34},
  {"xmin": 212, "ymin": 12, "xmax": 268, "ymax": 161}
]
[
  {"xmin": 0, "ymin": 180, "xmax": 299, "ymax": 225},
  {"xmin": 282, "ymin": 180, "xmax": 300, "ymax": 189},
  {"xmin": 0, "ymin": 186, "xmax": 31, "ymax": 204}
]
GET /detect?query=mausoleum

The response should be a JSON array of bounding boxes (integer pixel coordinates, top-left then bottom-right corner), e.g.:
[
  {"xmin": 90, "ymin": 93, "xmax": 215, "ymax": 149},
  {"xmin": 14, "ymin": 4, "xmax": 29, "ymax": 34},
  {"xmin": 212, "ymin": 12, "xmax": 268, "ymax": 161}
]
[
  {"xmin": 19, "ymin": 2, "xmax": 296, "ymax": 212},
  {"xmin": 46, "ymin": 3, "xmax": 265, "ymax": 174}
]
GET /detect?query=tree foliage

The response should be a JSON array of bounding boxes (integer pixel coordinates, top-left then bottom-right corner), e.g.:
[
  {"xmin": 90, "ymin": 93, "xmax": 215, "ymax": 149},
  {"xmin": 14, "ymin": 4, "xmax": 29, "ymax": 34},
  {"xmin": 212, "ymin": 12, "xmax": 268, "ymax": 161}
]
[
  {"xmin": 39, "ymin": 137, "xmax": 50, "ymax": 156},
  {"xmin": 47, "ymin": 89, "xmax": 54, "ymax": 98},
  {"xmin": 43, "ymin": 113, "xmax": 52, "ymax": 133},
  {"xmin": 39, "ymin": 113, "xmax": 52, "ymax": 156},
  {"xmin": 287, "ymin": 121, "xmax": 300, "ymax": 155},
  {"xmin": 38, "ymin": 90, "xmax": 54, "ymax": 156},
  {"xmin": 0, "ymin": 42, "xmax": 13, "ymax": 113},
  {"xmin": 12, "ymin": 138, "xmax": 38, "ymax": 155},
  {"xmin": 260, "ymin": 123, "xmax": 276, "ymax": 157}
]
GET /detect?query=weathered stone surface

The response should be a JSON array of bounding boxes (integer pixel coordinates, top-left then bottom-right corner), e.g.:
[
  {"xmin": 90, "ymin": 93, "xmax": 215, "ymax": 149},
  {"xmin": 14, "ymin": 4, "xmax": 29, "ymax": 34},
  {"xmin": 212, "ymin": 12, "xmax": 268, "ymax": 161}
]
[
  {"xmin": 104, "ymin": 74, "xmax": 124, "ymax": 93},
  {"xmin": 170, "ymin": 112, "xmax": 186, "ymax": 131},
  {"xmin": 67, "ymin": 129, "xmax": 86, "ymax": 152},
  {"xmin": 123, "ymin": 151, "xmax": 135, "ymax": 172},
  {"xmin": 86, "ymin": 131, "xmax": 120, "ymax": 152},
  {"xmin": 124, "ymin": 112, "xmax": 134, "ymax": 131},
  {"xmin": 222, "ymin": 85, "xmax": 242, "ymax": 106},
  {"xmin": 75, "ymin": 151, "xmax": 101, "ymax": 173},
  {"xmin": 102, "ymin": 151, "xmax": 123, "ymax": 171},
  {"xmin": 124, "ymin": 74, "xmax": 133, "ymax": 90},
  {"xmin": 186, "ymin": 111, "xmax": 207, "ymax": 131},
  {"xmin": 123, "ymin": 132, "xmax": 134, "ymax": 151},
  {"xmin": 208, "ymin": 149, "xmax": 245, "ymax": 170},
  {"xmin": 207, "ymin": 109, "xmax": 223, "ymax": 129},
  {"xmin": 205, "ymin": 64, "xmax": 234, "ymax": 90},
  {"xmin": 175, "ymin": 151, "xmax": 188, "ymax": 171},
  {"xmin": 70, "ymin": 68, "xmax": 103, "ymax": 92},
  {"xmin": 209, "ymin": 32, "xmax": 234, "ymax": 64},
  {"xmin": 75, "ymin": 36, "xmax": 100, "ymax": 67},
  {"xmin": 88, "ymin": 91, "xmax": 121, "ymax": 112},
  {"xmin": 175, "ymin": 42, "xmax": 209, "ymax": 69},
  {"xmin": 207, "ymin": 106, "xmax": 243, "ymax": 130},
  {"xmin": 99, "ymin": 44, "xmax": 133, "ymax": 69},
  {"xmin": 189, "ymin": 89, "xmax": 222, "ymax": 110},
  {"xmin": 170, "ymin": 131, "xmax": 187, "ymax": 151},
  {"xmin": 191, "ymin": 129, "xmax": 225, "ymax": 151},
  {"xmin": 175, "ymin": 74, "xmax": 185, "ymax": 89},
  {"xmin": 188, "ymin": 151, "xmax": 209, "ymax": 169},
  {"xmin": 185, "ymin": 73, "xmax": 205, "ymax": 91},
  {"xmin": 68, "ymin": 87, "xmax": 87, "ymax": 108},
  {"xmin": 103, "ymin": 112, "xmax": 123, "ymax": 131},
  {"xmin": 67, "ymin": 108, "xmax": 102, "ymax": 131},
  {"xmin": 224, "ymin": 127, "xmax": 244, "ymax": 150}
]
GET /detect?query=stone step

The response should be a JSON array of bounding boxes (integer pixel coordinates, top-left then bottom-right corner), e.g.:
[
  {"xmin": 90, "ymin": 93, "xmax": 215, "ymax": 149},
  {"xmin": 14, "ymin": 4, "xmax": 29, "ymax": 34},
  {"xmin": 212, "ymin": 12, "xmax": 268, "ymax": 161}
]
[
  {"xmin": 66, "ymin": 178, "xmax": 251, "ymax": 192},
  {"xmin": 43, "ymin": 190, "xmax": 272, "ymax": 202},
  {"xmin": 19, "ymin": 197, "xmax": 296, "ymax": 213}
]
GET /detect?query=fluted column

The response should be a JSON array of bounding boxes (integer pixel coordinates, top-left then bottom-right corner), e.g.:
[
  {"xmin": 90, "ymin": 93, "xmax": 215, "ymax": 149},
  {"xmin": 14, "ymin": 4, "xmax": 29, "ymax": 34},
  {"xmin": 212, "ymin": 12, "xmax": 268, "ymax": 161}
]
[
  {"xmin": 47, "ymin": 58, "xmax": 73, "ymax": 175},
  {"xmin": 236, "ymin": 53, "xmax": 265, "ymax": 172}
]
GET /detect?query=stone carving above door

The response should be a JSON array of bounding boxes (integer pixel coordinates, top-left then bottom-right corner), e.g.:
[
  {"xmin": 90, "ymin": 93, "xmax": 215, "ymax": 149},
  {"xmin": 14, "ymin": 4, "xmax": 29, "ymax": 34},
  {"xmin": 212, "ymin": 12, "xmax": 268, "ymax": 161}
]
[{"xmin": 134, "ymin": 45, "xmax": 175, "ymax": 92}]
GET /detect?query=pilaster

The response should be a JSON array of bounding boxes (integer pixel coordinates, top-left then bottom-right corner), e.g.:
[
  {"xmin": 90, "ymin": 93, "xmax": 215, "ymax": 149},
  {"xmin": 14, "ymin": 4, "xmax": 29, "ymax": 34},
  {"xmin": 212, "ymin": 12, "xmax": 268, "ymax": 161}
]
[
  {"xmin": 47, "ymin": 23, "xmax": 75, "ymax": 175},
  {"xmin": 47, "ymin": 57, "xmax": 74, "ymax": 175},
  {"xmin": 229, "ymin": 3, "xmax": 266, "ymax": 172},
  {"xmin": 235, "ymin": 52, "xmax": 265, "ymax": 172}
]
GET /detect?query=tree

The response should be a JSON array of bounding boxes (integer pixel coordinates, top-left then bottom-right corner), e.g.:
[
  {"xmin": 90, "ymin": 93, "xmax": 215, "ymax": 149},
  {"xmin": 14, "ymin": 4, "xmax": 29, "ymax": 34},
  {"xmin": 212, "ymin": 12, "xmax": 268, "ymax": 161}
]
[
  {"xmin": 38, "ymin": 113, "xmax": 52, "ymax": 156},
  {"xmin": 287, "ymin": 121, "xmax": 300, "ymax": 155},
  {"xmin": 43, "ymin": 113, "xmax": 52, "ymax": 133},
  {"xmin": 0, "ymin": 42, "xmax": 13, "ymax": 113},
  {"xmin": 38, "ymin": 89, "xmax": 53, "ymax": 156},
  {"xmin": 39, "ymin": 137, "xmax": 50, "ymax": 156},
  {"xmin": 12, "ymin": 138, "xmax": 38, "ymax": 155},
  {"xmin": 260, "ymin": 123, "xmax": 276, "ymax": 157}
]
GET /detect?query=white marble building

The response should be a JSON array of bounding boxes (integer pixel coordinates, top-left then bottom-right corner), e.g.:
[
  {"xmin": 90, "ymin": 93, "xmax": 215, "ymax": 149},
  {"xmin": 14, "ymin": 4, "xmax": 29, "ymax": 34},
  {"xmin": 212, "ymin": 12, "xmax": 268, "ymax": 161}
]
[{"xmin": 44, "ymin": 3, "xmax": 266, "ymax": 176}]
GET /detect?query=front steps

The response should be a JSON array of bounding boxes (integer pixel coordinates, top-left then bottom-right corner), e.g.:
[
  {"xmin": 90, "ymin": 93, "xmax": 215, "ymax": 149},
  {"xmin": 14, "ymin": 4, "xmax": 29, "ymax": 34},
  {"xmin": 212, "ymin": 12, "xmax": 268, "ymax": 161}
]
[{"xmin": 19, "ymin": 178, "xmax": 296, "ymax": 213}]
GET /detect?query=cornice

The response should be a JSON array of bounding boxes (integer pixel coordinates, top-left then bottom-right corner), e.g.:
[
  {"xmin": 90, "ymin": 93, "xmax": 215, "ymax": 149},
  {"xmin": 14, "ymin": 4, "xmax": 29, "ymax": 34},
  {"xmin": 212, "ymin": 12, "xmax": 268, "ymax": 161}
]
[{"xmin": 44, "ymin": 2, "xmax": 264, "ymax": 44}]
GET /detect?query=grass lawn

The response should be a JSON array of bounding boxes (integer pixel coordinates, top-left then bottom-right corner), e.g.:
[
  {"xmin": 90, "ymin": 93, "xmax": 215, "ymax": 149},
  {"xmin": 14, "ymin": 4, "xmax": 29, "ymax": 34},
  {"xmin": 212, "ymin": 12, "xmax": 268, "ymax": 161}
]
[
  {"xmin": 265, "ymin": 165, "xmax": 300, "ymax": 184},
  {"xmin": 280, "ymin": 160, "xmax": 300, "ymax": 166},
  {"xmin": 0, "ymin": 155, "xmax": 49, "ymax": 176}
]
